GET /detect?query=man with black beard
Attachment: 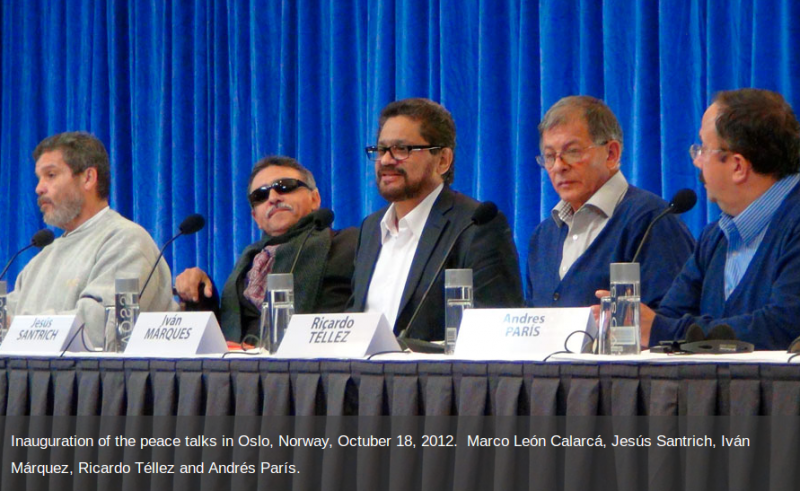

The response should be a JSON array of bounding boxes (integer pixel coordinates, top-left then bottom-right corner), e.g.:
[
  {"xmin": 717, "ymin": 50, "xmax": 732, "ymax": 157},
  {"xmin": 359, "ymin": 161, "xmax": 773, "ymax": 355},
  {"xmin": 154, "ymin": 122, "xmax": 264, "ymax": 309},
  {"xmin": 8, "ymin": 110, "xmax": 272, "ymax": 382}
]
[
  {"xmin": 349, "ymin": 98, "xmax": 523, "ymax": 341},
  {"xmin": 7, "ymin": 132, "xmax": 176, "ymax": 348}
]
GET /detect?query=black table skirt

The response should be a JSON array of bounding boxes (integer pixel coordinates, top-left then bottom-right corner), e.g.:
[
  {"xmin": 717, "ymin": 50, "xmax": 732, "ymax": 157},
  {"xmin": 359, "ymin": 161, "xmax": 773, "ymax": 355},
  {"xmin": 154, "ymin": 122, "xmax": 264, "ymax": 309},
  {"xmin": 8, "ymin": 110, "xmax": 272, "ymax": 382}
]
[{"xmin": 0, "ymin": 356, "xmax": 798, "ymax": 491}]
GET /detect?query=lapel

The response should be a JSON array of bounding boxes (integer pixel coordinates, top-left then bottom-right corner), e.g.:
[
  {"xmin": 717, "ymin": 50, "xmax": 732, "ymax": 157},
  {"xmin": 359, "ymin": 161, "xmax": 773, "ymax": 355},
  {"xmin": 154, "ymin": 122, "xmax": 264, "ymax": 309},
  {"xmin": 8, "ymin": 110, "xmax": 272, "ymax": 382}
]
[
  {"xmin": 396, "ymin": 187, "xmax": 455, "ymax": 320},
  {"xmin": 354, "ymin": 212, "xmax": 384, "ymax": 309}
]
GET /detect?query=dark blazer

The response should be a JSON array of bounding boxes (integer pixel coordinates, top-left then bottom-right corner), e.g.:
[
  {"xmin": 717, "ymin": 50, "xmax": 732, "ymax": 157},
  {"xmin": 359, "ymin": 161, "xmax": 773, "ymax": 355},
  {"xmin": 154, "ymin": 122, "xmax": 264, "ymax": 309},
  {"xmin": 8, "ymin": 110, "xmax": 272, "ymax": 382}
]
[
  {"xmin": 187, "ymin": 210, "xmax": 358, "ymax": 342},
  {"xmin": 349, "ymin": 186, "xmax": 524, "ymax": 340}
]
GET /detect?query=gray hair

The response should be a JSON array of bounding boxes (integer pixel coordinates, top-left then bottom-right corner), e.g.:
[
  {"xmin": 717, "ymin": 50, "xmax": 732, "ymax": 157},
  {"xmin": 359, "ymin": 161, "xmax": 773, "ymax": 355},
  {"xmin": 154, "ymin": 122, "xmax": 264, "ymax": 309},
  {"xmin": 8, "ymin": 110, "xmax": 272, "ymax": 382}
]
[
  {"xmin": 539, "ymin": 96, "xmax": 623, "ymax": 153},
  {"xmin": 248, "ymin": 155, "xmax": 317, "ymax": 193}
]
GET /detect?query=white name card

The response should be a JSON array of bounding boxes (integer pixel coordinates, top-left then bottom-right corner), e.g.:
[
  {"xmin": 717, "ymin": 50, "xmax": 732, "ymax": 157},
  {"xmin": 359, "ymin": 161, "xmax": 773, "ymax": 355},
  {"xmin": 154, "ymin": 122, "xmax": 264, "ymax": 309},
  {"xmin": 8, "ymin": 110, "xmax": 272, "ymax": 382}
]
[
  {"xmin": 275, "ymin": 312, "xmax": 401, "ymax": 359},
  {"xmin": 124, "ymin": 312, "xmax": 227, "ymax": 356},
  {"xmin": 0, "ymin": 315, "xmax": 87, "ymax": 353},
  {"xmin": 454, "ymin": 308, "xmax": 596, "ymax": 359}
]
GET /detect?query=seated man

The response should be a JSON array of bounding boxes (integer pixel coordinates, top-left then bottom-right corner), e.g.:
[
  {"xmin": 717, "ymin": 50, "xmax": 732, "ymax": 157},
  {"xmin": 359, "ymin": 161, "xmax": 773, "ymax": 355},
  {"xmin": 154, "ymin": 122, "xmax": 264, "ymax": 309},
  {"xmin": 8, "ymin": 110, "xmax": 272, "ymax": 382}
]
[
  {"xmin": 528, "ymin": 96, "xmax": 695, "ymax": 308},
  {"xmin": 349, "ymin": 98, "xmax": 524, "ymax": 341},
  {"xmin": 644, "ymin": 88, "xmax": 800, "ymax": 350},
  {"xmin": 175, "ymin": 156, "xmax": 357, "ymax": 342},
  {"xmin": 7, "ymin": 132, "xmax": 176, "ymax": 347}
]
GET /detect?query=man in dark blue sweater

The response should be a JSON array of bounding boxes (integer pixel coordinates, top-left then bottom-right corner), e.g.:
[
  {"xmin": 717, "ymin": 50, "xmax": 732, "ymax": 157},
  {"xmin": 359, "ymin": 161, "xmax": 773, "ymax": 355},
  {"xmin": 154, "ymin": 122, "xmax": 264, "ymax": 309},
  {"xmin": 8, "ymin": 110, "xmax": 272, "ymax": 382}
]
[
  {"xmin": 644, "ymin": 88, "xmax": 800, "ymax": 351},
  {"xmin": 527, "ymin": 96, "xmax": 695, "ymax": 309}
]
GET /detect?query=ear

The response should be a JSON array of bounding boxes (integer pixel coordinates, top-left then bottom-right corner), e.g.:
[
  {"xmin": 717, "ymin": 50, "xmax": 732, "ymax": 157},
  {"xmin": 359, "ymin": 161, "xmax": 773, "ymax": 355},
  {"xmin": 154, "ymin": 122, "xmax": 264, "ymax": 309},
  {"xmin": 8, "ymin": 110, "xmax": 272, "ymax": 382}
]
[
  {"xmin": 82, "ymin": 167, "xmax": 99, "ymax": 192},
  {"xmin": 436, "ymin": 147, "xmax": 454, "ymax": 177},
  {"xmin": 605, "ymin": 140, "xmax": 622, "ymax": 170},
  {"xmin": 730, "ymin": 154, "xmax": 750, "ymax": 184},
  {"xmin": 311, "ymin": 189, "xmax": 322, "ymax": 210}
]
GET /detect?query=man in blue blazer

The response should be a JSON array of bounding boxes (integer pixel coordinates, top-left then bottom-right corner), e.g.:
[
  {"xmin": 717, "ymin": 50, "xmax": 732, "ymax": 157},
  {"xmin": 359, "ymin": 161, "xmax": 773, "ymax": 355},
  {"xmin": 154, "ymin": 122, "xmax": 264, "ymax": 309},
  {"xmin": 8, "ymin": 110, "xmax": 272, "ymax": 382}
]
[
  {"xmin": 349, "ymin": 98, "xmax": 523, "ymax": 341},
  {"xmin": 645, "ymin": 89, "xmax": 800, "ymax": 350}
]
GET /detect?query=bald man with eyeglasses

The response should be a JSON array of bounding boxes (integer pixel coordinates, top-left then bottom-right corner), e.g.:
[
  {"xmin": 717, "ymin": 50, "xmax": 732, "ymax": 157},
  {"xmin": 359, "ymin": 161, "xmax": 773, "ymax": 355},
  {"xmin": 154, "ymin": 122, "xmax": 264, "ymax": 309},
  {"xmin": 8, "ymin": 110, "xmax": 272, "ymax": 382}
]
[
  {"xmin": 175, "ymin": 156, "xmax": 357, "ymax": 343},
  {"xmin": 527, "ymin": 95, "xmax": 695, "ymax": 309}
]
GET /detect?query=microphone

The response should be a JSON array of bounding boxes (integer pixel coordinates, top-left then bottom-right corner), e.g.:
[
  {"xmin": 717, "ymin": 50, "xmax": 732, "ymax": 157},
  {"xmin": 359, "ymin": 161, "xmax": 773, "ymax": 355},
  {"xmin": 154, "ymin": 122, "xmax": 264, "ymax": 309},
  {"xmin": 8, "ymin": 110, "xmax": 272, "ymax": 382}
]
[
  {"xmin": 179, "ymin": 214, "xmax": 206, "ymax": 235},
  {"xmin": 0, "ymin": 229, "xmax": 56, "ymax": 280},
  {"xmin": 398, "ymin": 201, "xmax": 499, "ymax": 346},
  {"xmin": 289, "ymin": 209, "xmax": 335, "ymax": 274},
  {"xmin": 140, "ymin": 214, "xmax": 206, "ymax": 298},
  {"xmin": 631, "ymin": 189, "xmax": 697, "ymax": 263}
]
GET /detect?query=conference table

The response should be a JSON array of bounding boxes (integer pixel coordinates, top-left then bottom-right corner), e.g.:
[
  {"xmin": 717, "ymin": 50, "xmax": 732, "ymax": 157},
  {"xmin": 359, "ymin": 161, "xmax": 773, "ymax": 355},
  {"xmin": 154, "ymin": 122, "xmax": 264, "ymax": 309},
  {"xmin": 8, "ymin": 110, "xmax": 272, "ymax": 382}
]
[{"xmin": 0, "ymin": 350, "xmax": 798, "ymax": 491}]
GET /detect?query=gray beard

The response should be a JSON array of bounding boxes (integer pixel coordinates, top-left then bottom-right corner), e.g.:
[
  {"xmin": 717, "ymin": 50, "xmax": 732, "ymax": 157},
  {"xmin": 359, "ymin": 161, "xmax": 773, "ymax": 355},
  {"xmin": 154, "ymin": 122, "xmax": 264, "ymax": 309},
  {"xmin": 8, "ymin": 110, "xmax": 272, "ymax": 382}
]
[{"xmin": 42, "ymin": 193, "xmax": 84, "ymax": 229}]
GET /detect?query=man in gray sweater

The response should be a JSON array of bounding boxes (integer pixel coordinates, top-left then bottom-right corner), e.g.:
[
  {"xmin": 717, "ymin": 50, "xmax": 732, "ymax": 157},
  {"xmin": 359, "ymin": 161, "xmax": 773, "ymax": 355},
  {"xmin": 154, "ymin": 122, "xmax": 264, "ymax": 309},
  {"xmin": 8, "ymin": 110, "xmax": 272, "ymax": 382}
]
[{"xmin": 7, "ymin": 132, "xmax": 176, "ymax": 348}]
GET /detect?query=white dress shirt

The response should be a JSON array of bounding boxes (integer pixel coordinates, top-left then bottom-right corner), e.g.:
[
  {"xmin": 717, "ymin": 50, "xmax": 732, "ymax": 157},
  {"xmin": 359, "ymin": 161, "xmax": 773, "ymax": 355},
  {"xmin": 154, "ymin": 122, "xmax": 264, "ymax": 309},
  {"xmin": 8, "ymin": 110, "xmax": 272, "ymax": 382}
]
[
  {"xmin": 365, "ymin": 184, "xmax": 444, "ymax": 327},
  {"xmin": 552, "ymin": 171, "xmax": 628, "ymax": 279}
]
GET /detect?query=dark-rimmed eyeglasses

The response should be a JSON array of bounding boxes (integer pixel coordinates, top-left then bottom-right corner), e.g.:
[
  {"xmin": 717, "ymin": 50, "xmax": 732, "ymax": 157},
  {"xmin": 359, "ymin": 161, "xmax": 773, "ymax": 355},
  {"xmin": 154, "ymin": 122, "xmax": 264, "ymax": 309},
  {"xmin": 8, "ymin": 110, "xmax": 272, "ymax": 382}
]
[
  {"xmin": 248, "ymin": 178, "xmax": 311, "ymax": 206},
  {"xmin": 365, "ymin": 144, "xmax": 442, "ymax": 161}
]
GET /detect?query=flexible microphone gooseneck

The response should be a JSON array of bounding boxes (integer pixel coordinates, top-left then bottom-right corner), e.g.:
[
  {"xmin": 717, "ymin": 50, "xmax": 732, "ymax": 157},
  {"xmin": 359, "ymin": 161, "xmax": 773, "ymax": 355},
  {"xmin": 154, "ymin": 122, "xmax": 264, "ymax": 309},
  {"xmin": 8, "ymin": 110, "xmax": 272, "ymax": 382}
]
[
  {"xmin": 140, "ymin": 214, "xmax": 206, "ymax": 298},
  {"xmin": 0, "ymin": 229, "xmax": 56, "ymax": 280},
  {"xmin": 398, "ymin": 202, "xmax": 499, "ymax": 342},
  {"xmin": 631, "ymin": 189, "xmax": 697, "ymax": 263},
  {"xmin": 289, "ymin": 209, "xmax": 335, "ymax": 275}
]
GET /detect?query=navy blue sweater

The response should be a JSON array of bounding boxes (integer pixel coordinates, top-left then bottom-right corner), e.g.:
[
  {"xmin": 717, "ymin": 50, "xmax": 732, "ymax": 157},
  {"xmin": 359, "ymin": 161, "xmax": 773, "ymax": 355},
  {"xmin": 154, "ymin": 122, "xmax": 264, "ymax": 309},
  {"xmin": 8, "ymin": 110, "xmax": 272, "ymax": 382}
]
[
  {"xmin": 527, "ymin": 186, "xmax": 695, "ymax": 308},
  {"xmin": 651, "ymin": 183, "xmax": 800, "ymax": 350}
]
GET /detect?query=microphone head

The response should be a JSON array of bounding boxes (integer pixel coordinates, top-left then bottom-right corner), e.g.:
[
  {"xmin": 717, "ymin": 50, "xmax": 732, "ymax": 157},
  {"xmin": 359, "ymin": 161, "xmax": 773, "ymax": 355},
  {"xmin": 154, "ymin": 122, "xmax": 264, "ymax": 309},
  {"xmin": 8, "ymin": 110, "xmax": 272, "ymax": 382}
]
[
  {"xmin": 706, "ymin": 324, "xmax": 737, "ymax": 341},
  {"xmin": 31, "ymin": 229, "xmax": 55, "ymax": 248},
  {"xmin": 314, "ymin": 209, "xmax": 335, "ymax": 229},
  {"xmin": 684, "ymin": 324, "xmax": 706, "ymax": 343},
  {"xmin": 669, "ymin": 189, "xmax": 697, "ymax": 214},
  {"xmin": 179, "ymin": 214, "xmax": 206, "ymax": 235},
  {"xmin": 472, "ymin": 201, "xmax": 498, "ymax": 225}
]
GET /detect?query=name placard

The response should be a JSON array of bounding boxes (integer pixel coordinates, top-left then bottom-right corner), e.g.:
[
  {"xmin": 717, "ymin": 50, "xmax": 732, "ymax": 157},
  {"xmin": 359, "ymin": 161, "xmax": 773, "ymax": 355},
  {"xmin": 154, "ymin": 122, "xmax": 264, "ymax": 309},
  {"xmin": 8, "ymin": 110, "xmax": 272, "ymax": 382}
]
[
  {"xmin": 454, "ymin": 308, "xmax": 596, "ymax": 359},
  {"xmin": 124, "ymin": 312, "xmax": 227, "ymax": 356},
  {"xmin": 275, "ymin": 312, "xmax": 401, "ymax": 359},
  {"xmin": 0, "ymin": 315, "xmax": 87, "ymax": 353}
]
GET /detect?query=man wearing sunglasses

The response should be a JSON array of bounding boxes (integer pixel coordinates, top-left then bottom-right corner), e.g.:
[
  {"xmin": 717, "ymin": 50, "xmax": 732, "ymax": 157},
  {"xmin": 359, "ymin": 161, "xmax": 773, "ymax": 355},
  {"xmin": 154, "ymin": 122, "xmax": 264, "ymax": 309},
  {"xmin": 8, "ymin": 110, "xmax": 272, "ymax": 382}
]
[
  {"xmin": 643, "ymin": 89, "xmax": 800, "ymax": 350},
  {"xmin": 349, "ymin": 98, "xmax": 524, "ymax": 341},
  {"xmin": 175, "ymin": 156, "xmax": 357, "ymax": 342},
  {"xmin": 527, "ymin": 96, "xmax": 694, "ymax": 310}
]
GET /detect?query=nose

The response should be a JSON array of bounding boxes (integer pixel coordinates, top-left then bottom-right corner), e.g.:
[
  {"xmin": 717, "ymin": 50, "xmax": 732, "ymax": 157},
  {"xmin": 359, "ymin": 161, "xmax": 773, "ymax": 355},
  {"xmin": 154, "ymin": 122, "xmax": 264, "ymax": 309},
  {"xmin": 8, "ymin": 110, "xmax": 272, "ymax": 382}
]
[
  {"xmin": 379, "ymin": 149, "xmax": 397, "ymax": 166},
  {"xmin": 267, "ymin": 188, "xmax": 283, "ymax": 204},
  {"xmin": 35, "ymin": 179, "xmax": 46, "ymax": 196},
  {"xmin": 549, "ymin": 153, "xmax": 569, "ymax": 173}
]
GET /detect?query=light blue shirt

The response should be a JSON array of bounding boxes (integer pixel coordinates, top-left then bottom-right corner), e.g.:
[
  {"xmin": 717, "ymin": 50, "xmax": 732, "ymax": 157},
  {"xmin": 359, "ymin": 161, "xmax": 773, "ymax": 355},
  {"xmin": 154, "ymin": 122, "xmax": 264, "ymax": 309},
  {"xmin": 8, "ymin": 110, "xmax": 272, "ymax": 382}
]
[{"xmin": 719, "ymin": 174, "xmax": 800, "ymax": 299}]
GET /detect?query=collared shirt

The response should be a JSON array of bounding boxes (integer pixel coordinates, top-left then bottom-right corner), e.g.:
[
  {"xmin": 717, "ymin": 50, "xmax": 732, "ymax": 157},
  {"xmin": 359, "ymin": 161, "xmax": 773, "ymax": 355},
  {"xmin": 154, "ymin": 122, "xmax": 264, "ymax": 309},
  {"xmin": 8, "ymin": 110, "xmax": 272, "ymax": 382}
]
[
  {"xmin": 365, "ymin": 183, "xmax": 444, "ymax": 328},
  {"xmin": 552, "ymin": 171, "xmax": 628, "ymax": 279},
  {"xmin": 719, "ymin": 173, "xmax": 800, "ymax": 299}
]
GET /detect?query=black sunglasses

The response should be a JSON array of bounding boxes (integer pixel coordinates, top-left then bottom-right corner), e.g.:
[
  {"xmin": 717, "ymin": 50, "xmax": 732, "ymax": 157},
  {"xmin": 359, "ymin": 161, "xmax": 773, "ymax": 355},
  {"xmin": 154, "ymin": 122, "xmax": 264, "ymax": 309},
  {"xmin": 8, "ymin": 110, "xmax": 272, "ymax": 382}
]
[{"xmin": 248, "ymin": 178, "xmax": 311, "ymax": 205}]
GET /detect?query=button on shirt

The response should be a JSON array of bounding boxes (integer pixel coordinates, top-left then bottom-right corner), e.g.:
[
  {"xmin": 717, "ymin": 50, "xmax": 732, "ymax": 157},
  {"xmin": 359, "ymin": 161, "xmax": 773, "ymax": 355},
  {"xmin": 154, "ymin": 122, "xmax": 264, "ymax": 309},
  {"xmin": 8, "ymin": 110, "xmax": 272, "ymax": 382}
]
[
  {"xmin": 366, "ymin": 184, "xmax": 444, "ymax": 328},
  {"xmin": 552, "ymin": 171, "xmax": 629, "ymax": 278},
  {"xmin": 718, "ymin": 174, "xmax": 800, "ymax": 299}
]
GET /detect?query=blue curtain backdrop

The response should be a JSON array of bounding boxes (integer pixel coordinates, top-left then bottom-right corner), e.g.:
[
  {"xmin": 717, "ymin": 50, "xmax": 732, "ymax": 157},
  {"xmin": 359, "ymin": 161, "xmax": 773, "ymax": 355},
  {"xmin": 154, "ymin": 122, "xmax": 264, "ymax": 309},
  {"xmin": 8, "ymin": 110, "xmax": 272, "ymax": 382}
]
[{"xmin": 1, "ymin": 0, "xmax": 799, "ymax": 291}]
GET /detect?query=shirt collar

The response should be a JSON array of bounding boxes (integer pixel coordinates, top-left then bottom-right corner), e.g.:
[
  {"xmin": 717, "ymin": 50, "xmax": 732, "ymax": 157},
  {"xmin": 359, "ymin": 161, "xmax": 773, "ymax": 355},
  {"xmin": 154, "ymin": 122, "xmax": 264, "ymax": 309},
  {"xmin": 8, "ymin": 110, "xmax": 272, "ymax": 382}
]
[
  {"xmin": 551, "ymin": 171, "xmax": 628, "ymax": 227},
  {"xmin": 380, "ymin": 183, "xmax": 444, "ymax": 244},
  {"xmin": 719, "ymin": 173, "xmax": 800, "ymax": 243}
]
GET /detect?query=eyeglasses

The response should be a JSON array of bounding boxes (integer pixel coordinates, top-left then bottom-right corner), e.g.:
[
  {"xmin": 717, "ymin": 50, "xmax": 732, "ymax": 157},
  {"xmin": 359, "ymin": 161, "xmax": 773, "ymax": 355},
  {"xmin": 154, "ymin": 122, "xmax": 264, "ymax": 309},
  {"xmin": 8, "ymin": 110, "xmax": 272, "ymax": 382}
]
[
  {"xmin": 535, "ymin": 143, "xmax": 606, "ymax": 169},
  {"xmin": 689, "ymin": 144, "xmax": 728, "ymax": 163},
  {"xmin": 248, "ymin": 178, "xmax": 311, "ymax": 206},
  {"xmin": 365, "ymin": 144, "xmax": 442, "ymax": 161}
]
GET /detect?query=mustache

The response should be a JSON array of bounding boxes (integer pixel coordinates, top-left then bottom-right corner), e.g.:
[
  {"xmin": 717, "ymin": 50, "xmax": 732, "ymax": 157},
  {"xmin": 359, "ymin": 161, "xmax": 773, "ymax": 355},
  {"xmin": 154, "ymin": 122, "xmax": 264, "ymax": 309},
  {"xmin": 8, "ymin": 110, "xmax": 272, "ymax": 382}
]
[
  {"xmin": 267, "ymin": 201, "xmax": 293, "ymax": 218},
  {"xmin": 37, "ymin": 197, "xmax": 53, "ymax": 208},
  {"xmin": 377, "ymin": 165, "xmax": 407, "ymax": 177}
]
